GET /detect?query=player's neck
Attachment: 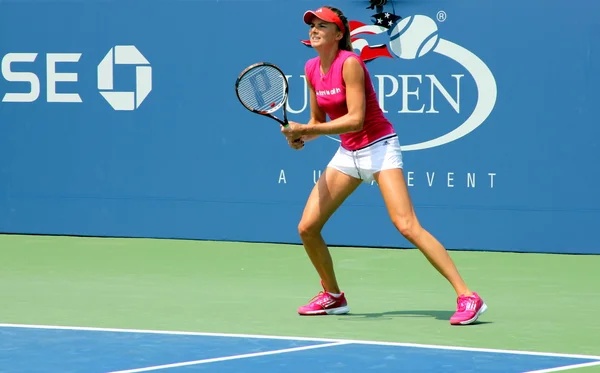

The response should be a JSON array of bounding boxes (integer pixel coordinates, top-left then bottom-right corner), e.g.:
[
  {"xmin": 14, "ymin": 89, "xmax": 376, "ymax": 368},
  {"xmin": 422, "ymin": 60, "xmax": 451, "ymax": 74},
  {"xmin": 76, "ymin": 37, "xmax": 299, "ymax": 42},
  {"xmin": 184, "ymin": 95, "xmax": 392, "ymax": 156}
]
[{"xmin": 318, "ymin": 47, "xmax": 341, "ymax": 75}]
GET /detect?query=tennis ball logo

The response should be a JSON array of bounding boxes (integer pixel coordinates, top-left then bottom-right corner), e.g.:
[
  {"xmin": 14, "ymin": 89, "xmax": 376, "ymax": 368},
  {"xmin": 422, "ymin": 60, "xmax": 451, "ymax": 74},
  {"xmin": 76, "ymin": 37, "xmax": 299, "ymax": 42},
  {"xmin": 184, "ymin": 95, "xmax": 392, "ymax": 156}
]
[{"xmin": 388, "ymin": 15, "xmax": 439, "ymax": 60}]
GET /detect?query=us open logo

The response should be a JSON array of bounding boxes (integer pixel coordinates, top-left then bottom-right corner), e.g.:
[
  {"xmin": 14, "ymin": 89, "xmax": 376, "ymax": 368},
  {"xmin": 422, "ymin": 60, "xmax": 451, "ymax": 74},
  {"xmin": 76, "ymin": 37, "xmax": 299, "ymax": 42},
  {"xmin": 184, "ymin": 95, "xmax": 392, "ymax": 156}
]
[
  {"xmin": 385, "ymin": 14, "xmax": 497, "ymax": 151},
  {"xmin": 97, "ymin": 45, "xmax": 152, "ymax": 111},
  {"xmin": 297, "ymin": 12, "xmax": 498, "ymax": 152}
]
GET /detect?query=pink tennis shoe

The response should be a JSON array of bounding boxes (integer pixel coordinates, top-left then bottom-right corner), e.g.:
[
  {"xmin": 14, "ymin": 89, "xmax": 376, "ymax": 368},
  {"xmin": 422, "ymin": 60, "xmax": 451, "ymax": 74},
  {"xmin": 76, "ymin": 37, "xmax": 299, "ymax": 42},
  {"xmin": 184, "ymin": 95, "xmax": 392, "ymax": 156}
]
[
  {"xmin": 297, "ymin": 283, "xmax": 350, "ymax": 316},
  {"xmin": 297, "ymin": 282, "xmax": 487, "ymax": 324},
  {"xmin": 450, "ymin": 292, "xmax": 488, "ymax": 325}
]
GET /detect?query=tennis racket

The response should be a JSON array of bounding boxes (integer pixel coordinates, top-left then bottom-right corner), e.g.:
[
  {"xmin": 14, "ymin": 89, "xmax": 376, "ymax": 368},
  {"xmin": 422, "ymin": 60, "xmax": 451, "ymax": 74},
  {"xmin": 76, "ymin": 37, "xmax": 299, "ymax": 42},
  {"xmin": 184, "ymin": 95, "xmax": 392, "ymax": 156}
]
[
  {"xmin": 235, "ymin": 62, "xmax": 291, "ymax": 127},
  {"xmin": 235, "ymin": 62, "xmax": 303, "ymax": 145}
]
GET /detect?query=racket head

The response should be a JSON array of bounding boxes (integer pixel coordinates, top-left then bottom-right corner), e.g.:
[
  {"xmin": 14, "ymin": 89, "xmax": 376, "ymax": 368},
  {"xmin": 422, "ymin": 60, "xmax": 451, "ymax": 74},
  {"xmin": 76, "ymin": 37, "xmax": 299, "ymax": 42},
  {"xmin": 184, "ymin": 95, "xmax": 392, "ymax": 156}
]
[{"xmin": 235, "ymin": 62, "xmax": 289, "ymax": 124}]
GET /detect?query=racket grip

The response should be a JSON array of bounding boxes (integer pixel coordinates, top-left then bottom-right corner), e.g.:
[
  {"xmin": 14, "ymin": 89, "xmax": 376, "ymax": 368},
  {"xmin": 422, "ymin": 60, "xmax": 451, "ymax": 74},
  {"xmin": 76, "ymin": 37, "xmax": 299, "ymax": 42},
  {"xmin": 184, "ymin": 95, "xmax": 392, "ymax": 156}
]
[{"xmin": 281, "ymin": 120, "xmax": 302, "ymax": 144}]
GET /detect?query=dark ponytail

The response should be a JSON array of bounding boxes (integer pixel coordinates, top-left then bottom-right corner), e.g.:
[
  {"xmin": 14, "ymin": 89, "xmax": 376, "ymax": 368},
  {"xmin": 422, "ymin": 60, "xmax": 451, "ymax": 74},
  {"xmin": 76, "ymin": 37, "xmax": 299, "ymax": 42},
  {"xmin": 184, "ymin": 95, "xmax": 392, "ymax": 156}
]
[{"xmin": 325, "ymin": 6, "xmax": 353, "ymax": 52}]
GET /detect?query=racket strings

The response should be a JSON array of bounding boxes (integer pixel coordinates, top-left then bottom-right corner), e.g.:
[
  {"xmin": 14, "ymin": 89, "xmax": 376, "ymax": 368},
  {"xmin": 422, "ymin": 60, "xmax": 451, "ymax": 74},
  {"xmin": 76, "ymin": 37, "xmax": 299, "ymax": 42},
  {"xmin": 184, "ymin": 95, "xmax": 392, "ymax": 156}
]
[{"xmin": 237, "ymin": 66, "xmax": 286, "ymax": 113}]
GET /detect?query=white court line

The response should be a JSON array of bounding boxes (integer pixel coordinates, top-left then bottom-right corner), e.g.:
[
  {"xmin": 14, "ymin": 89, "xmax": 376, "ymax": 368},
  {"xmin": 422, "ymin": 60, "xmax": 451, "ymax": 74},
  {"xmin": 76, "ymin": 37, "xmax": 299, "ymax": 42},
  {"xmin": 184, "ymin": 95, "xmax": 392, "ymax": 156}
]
[
  {"xmin": 524, "ymin": 360, "xmax": 600, "ymax": 373},
  {"xmin": 105, "ymin": 342, "xmax": 349, "ymax": 373},
  {"xmin": 1, "ymin": 323, "xmax": 599, "ymax": 361}
]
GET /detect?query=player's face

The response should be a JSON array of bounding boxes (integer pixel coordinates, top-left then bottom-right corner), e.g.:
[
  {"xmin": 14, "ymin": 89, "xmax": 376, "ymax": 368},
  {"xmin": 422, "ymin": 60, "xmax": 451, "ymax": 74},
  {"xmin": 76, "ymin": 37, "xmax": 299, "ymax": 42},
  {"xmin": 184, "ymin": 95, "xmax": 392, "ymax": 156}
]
[{"xmin": 308, "ymin": 18, "xmax": 341, "ymax": 49}]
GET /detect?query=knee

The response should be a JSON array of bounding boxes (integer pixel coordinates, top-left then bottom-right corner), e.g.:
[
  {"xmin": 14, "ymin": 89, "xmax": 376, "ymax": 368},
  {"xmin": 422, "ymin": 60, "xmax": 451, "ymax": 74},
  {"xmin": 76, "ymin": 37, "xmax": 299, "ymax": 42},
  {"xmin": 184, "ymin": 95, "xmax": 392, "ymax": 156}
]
[
  {"xmin": 391, "ymin": 214, "xmax": 421, "ymax": 241},
  {"xmin": 298, "ymin": 219, "xmax": 322, "ymax": 240}
]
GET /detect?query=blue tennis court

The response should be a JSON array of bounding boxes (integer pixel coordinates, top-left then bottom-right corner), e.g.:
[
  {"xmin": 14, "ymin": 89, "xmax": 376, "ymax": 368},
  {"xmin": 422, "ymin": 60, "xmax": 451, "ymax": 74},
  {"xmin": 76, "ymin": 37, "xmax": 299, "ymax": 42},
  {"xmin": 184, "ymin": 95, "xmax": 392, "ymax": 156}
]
[{"xmin": 1, "ymin": 324, "xmax": 599, "ymax": 373}]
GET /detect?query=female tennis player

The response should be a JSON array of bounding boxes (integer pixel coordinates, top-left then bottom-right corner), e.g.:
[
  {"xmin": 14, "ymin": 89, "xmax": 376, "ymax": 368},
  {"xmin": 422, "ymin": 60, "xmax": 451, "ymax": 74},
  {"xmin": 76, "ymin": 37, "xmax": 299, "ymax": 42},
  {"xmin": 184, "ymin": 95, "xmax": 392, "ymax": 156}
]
[{"xmin": 280, "ymin": 6, "xmax": 487, "ymax": 325}]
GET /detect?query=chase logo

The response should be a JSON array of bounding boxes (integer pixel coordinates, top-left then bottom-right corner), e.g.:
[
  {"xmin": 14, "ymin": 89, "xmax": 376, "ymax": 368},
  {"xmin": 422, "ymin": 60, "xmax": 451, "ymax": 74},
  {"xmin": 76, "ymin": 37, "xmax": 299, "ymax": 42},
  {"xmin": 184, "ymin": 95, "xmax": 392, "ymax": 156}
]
[
  {"xmin": 98, "ymin": 45, "xmax": 152, "ymax": 111},
  {"xmin": 0, "ymin": 45, "xmax": 152, "ymax": 111}
]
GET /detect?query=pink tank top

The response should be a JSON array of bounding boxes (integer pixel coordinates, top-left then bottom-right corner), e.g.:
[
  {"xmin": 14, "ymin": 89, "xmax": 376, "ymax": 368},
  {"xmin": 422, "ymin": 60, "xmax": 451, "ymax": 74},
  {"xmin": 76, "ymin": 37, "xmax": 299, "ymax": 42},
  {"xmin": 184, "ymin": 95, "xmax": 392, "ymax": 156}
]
[{"xmin": 305, "ymin": 50, "xmax": 395, "ymax": 150}]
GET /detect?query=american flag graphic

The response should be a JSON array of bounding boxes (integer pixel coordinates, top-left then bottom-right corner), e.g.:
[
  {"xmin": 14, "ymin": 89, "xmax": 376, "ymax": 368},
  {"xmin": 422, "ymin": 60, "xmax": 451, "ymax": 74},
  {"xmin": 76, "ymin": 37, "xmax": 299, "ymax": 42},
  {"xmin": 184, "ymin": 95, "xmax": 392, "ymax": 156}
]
[{"xmin": 301, "ymin": 12, "xmax": 402, "ymax": 63}]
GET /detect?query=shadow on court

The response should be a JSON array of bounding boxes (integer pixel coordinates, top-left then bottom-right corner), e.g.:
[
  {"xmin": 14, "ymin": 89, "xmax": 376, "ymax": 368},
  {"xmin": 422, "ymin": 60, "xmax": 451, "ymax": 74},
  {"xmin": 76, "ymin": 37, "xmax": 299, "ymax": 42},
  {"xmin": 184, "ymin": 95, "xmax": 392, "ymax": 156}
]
[{"xmin": 337, "ymin": 310, "xmax": 493, "ymax": 325}]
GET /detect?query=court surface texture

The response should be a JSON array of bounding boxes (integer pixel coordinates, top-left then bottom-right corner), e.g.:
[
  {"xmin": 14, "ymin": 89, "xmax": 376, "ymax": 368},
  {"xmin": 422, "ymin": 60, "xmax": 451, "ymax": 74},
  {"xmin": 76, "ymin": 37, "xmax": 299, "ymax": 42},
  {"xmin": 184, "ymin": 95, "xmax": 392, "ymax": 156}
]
[{"xmin": 1, "ymin": 234, "xmax": 599, "ymax": 372}]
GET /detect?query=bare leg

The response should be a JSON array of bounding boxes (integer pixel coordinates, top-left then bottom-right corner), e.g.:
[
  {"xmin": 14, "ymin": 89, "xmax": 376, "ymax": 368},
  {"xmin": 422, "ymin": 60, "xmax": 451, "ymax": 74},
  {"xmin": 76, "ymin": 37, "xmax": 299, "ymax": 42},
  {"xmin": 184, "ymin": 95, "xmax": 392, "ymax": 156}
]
[
  {"xmin": 374, "ymin": 169, "xmax": 472, "ymax": 297},
  {"xmin": 298, "ymin": 167, "xmax": 362, "ymax": 293}
]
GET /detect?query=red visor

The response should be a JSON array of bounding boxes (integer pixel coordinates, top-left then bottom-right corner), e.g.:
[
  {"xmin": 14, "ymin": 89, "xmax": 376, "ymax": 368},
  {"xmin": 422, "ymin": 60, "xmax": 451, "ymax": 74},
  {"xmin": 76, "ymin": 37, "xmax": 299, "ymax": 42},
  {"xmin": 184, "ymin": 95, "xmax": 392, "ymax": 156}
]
[{"xmin": 303, "ymin": 7, "xmax": 345, "ymax": 34}]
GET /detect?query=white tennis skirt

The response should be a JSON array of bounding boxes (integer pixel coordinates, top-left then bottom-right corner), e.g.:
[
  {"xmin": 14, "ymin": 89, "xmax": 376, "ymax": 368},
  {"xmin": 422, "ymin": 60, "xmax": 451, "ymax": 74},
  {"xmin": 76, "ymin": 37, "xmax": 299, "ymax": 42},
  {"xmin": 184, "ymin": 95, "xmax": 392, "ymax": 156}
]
[{"xmin": 327, "ymin": 134, "xmax": 403, "ymax": 183}]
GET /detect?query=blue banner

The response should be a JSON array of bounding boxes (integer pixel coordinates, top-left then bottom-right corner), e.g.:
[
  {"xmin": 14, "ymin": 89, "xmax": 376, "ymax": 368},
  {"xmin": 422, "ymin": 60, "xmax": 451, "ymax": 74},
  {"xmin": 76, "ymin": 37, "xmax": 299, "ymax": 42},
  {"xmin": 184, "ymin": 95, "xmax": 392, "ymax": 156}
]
[{"xmin": 1, "ymin": 0, "xmax": 599, "ymax": 254}]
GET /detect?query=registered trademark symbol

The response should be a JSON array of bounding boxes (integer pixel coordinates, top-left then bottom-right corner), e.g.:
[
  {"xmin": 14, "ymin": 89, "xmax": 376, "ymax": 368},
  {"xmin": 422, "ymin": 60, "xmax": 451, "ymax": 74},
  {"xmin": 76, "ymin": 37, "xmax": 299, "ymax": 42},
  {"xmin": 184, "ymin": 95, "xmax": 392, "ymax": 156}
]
[{"xmin": 437, "ymin": 10, "xmax": 447, "ymax": 22}]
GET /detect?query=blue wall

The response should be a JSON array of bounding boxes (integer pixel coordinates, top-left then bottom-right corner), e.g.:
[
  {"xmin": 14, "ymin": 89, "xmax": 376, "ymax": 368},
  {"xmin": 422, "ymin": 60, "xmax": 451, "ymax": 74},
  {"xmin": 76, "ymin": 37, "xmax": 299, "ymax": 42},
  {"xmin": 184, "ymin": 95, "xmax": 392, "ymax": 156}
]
[{"xmin": 1, "ymin": 0, "xmax": 599, "ymax": 254}]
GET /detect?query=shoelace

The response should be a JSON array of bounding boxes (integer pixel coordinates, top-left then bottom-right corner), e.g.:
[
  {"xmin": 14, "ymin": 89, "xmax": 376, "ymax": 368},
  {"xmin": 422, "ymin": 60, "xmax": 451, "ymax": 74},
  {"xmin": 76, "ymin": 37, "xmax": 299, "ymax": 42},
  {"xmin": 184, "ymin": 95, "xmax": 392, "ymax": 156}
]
[
  {"xmin": 457, "ymin": 296, "xmax": 471, "ymax": 312},
  {"xmin": 308, "ymin": 291, "xmax": 330, "ymax": 305}
]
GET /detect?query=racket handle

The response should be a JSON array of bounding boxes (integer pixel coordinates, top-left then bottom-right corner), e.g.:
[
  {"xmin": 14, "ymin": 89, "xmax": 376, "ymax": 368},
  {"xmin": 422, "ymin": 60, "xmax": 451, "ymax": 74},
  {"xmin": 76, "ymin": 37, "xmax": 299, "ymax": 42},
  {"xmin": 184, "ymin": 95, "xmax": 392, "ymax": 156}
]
[{"xmin": 281, "ymin": 120, "xmax": 302, "ymax": 144}]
